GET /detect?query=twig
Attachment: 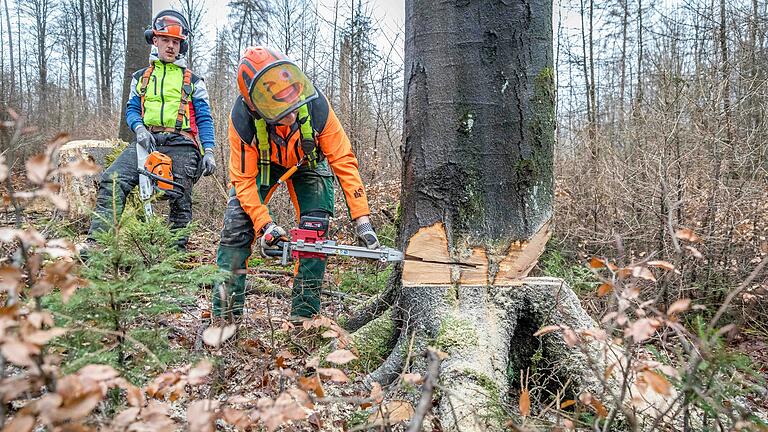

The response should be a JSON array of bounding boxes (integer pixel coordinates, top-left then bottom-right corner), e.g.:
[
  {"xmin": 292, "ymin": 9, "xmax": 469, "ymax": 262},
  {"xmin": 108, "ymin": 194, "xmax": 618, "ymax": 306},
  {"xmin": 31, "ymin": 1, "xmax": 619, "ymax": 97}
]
[
  {"xmin": 406, "ymin": 348, "xmax": 442, "ymax": 432},
  {"xmin": 708, "ymin": 255, "xmax": 767, "ymax": 331}
]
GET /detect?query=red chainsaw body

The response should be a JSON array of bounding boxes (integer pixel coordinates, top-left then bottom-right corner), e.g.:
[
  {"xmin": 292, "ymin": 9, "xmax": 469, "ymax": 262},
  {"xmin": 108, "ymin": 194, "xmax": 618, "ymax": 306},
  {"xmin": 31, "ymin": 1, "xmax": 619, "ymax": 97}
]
[{"xmin": 289, "ymin": 216, "xmax": 329, "ymax": 261}]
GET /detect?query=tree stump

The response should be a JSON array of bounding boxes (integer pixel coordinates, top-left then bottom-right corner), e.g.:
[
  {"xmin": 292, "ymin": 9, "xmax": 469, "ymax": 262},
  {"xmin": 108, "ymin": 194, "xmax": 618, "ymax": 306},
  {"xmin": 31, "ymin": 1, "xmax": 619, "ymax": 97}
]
[{"xmin": 56, "ymin": 140, "xmax": 117, "ymax": 219}]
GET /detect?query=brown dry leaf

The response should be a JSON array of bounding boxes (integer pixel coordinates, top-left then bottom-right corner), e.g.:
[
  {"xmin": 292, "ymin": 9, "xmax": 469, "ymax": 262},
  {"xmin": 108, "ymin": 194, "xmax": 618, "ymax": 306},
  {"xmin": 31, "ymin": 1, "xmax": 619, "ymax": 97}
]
[
  {"xmin": 589, "ymin": 257, "xmax": 606, "ymax": 269},
  {"xmin": 321, "ymin": 330, "xmax": 339, "ymax": 338},
  {"xmin": 110, "ymin": 407, "xmax": 141, "ymax": 431},
  {"xmin": 0, "ymin": 265, "xmax": 23, "ymax": 293},
  {"xmin": 222, "ymin": 408, "xmax": 253, "ymax": 428},
  {"xmin": 368, "ymin": 400, "xmax": 414, "ymax": 426},
  {"xmin": 675, "ymin": 228, "xmax": 700, "ymax": 243},
  {"xmin": 632, "ymin": 266, "xmax": 656, "ymax": 282},
  {"xmin": 597, "ymin": 283, "xmax": 613, "ymax": 297},
  {"xmin": 533, "ymin": 325, "xmax": 562, "ymax": 337},
  {"xmin": 3, "ymin": 415, "xmax": 35, "ymax": 432},
  {"xmin": 317, "ymin": 368, "xmax": 349, "ymax": 383},
  {"xmin": 0, "ymin": 155, "xmax": 7, "ymax": 183},
  {"xmin": 643, "ymin": 371, "xmax": 672, "ymax": 396},
  {"xmin": 187, "ymin": 400, "xmax": 219, "ymax": 432},
  {"xmin": 61, "ymin": 158, "xmax": 101, "ymax": 177},
  {"xmin": 560, "ymin": 399, "xmax": 576, "ymax": 409},
  {"xmin": 562, "ymin": 328, "xmax": 579, "ymax": 347},
  {"xmin": 298, "ymin": 375, "xmax": 325, "ymax": 398},
  {"xmin": 401, "ymin": 373, "xmax": 423, "ymax": 385},
  {"xmin": 519, "ymin": 389, "xmax": 531, "ymax": 417},
  {"xmin": 667, "ymin": 299, "xmax": 691, "ymax": 316},
  {"xmin": 625, "ymin": 318, "xmax": 659, "ymax": 343},
  {"xmin": 647, "ymin": 260, "xmax": 675, "ymax": 271},
  {"xmin": 125, "ymin": 384, "xmax": 145, "ymax": 407},
  {"xmin": 26, "ymin": 153, "xmax": 50, "ymax": 184},
  {"xmin": 188, "ymin": 360, "xmax": 213, "ymax": 385},
  {"xmin": 0, "ymin": 228, "xmax": 22, "ymax": 243},
  {"xmin": 685, "ymin": 245, "xmax": 704, "ymax": 259},
  {"xmin": 305, "ymin": 357, "xmax": 320, "ymax": 369},
  {"xmin": 1, "ymin": 340, "xmax": 38, "ymax": 367},
  {"xmin": 51, "ymin": 391, "xmax": 102, "ymax": 423},
  {"xmin": 78, "ymin": 364, "xmax": 120, "ymax": 381},
  {"xmin": 24, "ymin": 328, "xmax": 67, "ymax": 346},
  {"xmin": 0, "ymin": 376, "xmax": 31, "ymax": 403},
  {"xmin": 325, "ymin": 349, "xmax": 358, "ymax": 365},
  {"xmin": 202, "ymin": 325, "xmax": 236, "ymax": 347},
  {"xmin": 590, "ymin": 397, "xmax": 608, "ymax": 418},
  {"xmin": 370, "ymin": 382, "xmax": 384, "ymax": 403}
]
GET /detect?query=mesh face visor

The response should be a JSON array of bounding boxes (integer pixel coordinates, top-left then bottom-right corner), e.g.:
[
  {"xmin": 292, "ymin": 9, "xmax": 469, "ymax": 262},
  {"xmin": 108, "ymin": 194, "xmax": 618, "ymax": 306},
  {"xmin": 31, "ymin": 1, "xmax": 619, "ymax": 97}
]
[
  {"xmin": 154, "ymin": 16, "xmax": 189, "ymax": 39},
  {"xmin": 248, "ymin": 61, "xmax": 318, "ymax": 123}
]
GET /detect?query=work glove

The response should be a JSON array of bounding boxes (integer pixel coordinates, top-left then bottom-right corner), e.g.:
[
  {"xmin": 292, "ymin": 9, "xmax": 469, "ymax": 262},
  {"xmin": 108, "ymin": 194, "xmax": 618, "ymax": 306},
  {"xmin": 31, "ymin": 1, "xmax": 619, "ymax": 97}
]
[
  {"xmin": 355, "ymin": 217, "xmax": 380, "ymax": 250},
  {"xmin": 134, "ymin": 124, "xmax": 156, "ymax": 153},
  {"xmin": 259, "ymin": 222, "xmax": 288, "ymax": 257},
  {"xmin": 202, "ymin": 148, "xmax": 216, "ymax": 176}
]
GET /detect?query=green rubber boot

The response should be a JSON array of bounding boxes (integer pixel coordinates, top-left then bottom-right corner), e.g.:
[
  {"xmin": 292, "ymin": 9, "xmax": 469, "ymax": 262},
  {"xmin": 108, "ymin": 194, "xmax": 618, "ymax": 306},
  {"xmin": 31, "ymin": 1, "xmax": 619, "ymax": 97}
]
[
  {"xmin": 213, "ymin": 245, "xmax": 252, "ymax": 317},
  {"xmin": 290, "ymin": 257, "xmax": 327, "ymax": 318}
]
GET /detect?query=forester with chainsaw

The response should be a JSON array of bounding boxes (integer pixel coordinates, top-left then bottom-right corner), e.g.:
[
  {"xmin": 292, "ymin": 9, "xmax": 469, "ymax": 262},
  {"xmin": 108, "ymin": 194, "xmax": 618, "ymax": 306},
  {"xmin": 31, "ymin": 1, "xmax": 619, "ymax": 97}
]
[
  {"xmin": 214, "ymin": 46, "xmax": 381, "ymax": 319},
  {"xmin": 86, "ymin": 10, "xmax": 216, "ymax": 251}
]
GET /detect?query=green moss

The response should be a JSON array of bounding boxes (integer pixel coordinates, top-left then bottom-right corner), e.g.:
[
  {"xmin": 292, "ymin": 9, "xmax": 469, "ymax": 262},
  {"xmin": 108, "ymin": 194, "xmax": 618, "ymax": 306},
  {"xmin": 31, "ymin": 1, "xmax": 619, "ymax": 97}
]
[
  {"xmin": 435, "ymin": 315, "xmax": 477, "ymax": 352},
  {"xmin": 350, "ymin": 311, "xmax": 395, "ymax": 373},
  {"xmin": 522, "ymin": 66, "xmax": 555, "ymax": 196}
]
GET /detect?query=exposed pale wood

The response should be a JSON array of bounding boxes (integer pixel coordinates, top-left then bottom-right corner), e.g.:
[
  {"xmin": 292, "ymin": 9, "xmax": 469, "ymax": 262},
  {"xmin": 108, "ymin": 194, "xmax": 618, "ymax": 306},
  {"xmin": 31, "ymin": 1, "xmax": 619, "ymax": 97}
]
[
  {"xmin": 402, "ymin": 223, "xmax": 452, "ymax": 286},
  {"xmin": 402, "ymin": 221, "xmax": 552, "ymax": 286},
  {"xmin": 56, "ymin": 140, "xmax": 114, "ymax": 218},
  {"xmin": 493, "ymin": 221, "xmax": 552, "ymax": 284}
]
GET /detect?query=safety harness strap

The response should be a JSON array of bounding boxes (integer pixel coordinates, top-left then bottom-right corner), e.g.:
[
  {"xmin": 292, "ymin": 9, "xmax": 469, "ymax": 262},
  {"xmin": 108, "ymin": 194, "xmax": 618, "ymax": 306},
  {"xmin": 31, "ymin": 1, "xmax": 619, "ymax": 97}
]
[
  {"xmin": 254, "ymin": 104, "xmax": 317, "ymax": 187},
  {"xmin": 138, "ymin": 65, "xmax": 155, "ymax": 117},
  {"xmin": 175, "ymin": 69, "xmax": 193, "ymax": 132}
]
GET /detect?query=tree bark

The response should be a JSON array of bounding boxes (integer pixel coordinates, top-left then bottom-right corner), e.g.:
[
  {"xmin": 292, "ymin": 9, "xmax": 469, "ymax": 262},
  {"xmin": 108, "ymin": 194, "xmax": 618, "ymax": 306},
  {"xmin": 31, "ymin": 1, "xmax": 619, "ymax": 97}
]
[
  {"xmin": 346, "ymin": 1, "xmax": 605, "ymax": 430},
  {"xmin": 3, "ymin": 0, "xmax": 13, "ymax": 106},
  {"xmin": 118, "ymin": 0, "xmax": 151, "ymax": 142}
]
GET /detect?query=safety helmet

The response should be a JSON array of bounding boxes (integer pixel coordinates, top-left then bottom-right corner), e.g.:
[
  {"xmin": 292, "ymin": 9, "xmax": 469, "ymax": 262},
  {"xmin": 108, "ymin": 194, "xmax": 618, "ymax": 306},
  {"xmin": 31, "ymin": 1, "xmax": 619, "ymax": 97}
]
[
  {"xmin": 237, "ymin": 46, "xmax": 318, "ymax": 123},
  {"xmin": 144, "ymin": 10, "xmax": 190, "ymax": 55}
]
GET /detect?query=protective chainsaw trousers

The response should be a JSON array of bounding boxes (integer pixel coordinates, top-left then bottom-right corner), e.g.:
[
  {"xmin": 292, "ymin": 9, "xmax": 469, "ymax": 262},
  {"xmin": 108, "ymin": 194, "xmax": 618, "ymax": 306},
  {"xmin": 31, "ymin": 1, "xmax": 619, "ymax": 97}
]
[
  {"xmin": 214, "ymin": 160, "xmax": 335, "ymax": 318},
  {"xmin": 88, "ymin": 133, "xmax": 202, "ymax": 250}
]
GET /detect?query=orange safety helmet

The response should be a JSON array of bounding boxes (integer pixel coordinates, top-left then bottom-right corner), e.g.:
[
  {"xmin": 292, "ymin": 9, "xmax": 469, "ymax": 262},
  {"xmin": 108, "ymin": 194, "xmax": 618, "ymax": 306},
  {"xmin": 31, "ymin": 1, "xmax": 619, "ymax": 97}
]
[
  {"xmin": 237, "ymin": 46, "xmax": 318, "ymax": 123},
  {"xmin": 144, "ymin": 10, "xmax": 190, "ymax": 54}
]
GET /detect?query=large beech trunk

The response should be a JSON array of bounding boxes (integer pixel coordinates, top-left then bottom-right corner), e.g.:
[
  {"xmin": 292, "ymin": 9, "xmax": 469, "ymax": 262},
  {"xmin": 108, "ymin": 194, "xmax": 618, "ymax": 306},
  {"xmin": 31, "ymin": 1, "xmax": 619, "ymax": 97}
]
[{"xmin": 345, "ymin": 1, "xmax": 606, "ymax": 430}]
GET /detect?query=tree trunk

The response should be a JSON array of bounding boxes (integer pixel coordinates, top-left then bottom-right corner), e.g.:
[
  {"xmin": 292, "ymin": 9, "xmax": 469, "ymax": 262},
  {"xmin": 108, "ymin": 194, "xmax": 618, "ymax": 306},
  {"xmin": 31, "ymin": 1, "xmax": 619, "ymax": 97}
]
[
  {"xmin": 346, "ymin": 1, "xmax": 606, "ymax": 430},
  {"xmin": 118, "ymin": 0, "xmax": 151, "ymax": 142},
  {"xmin": 3, "ymin": 0, "xmax": 13, "ymax": 106}
]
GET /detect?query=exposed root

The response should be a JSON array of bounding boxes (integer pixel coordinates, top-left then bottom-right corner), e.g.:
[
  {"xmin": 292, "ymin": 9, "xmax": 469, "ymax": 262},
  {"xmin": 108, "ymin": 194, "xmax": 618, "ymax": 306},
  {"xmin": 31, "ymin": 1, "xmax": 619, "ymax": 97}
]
[
  {"xmin": 344, "ymin": 283, "xmax": 397, "ymax": 332},
  {"xmin": 363, "ymin": 329, "xmax": 410, "ymax": 388}
]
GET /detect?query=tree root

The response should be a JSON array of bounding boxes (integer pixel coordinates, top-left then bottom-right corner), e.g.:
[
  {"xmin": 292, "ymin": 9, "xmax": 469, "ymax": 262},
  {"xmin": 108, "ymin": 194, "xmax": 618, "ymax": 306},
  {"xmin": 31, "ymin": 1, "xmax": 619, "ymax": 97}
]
[{"xmin": 344, "ymin": 266, "xmax": 400, "ymax": 332}]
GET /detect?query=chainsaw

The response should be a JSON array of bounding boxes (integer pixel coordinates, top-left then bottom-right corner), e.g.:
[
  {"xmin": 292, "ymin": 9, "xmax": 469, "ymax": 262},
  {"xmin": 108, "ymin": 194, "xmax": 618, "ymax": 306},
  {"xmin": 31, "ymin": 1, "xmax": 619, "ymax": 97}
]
[
  {"xmin": 262, "ymin": 215, "xmax": 404, "ymax": 265},
  {"xmin": 136, "ymin": 143, "xmax": 185, "ymax": 217}
]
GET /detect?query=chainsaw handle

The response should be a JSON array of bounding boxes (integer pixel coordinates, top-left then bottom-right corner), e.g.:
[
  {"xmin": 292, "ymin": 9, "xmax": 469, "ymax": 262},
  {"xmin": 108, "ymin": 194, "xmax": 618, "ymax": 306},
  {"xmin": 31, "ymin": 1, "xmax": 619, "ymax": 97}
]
[{"xmin": 262, "ymin": 241, "xmax": 289, "ymax": 258}]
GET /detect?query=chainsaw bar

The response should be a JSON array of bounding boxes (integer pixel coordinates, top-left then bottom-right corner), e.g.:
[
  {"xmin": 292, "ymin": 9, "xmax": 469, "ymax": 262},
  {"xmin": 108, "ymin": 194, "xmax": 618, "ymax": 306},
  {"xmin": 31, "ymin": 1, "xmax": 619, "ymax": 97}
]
[{"xmin": 271, "ymin": 240, "xmax": 404, "ymax": 265}]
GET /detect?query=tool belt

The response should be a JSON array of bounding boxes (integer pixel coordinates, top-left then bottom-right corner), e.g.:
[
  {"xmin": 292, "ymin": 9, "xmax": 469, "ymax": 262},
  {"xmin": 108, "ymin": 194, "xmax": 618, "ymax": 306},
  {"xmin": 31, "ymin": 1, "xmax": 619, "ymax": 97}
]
[{"xmin": 148, "ymin": 126, "xmax": 199, "ymax": 148}]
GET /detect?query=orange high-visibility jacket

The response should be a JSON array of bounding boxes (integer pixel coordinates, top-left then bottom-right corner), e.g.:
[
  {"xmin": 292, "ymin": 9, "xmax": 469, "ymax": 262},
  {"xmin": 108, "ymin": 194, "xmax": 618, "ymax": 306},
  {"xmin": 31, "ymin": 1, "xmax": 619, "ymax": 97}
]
[{"xmin": 228, "ymin": 92, "xmax": 370, "ymax": 233}]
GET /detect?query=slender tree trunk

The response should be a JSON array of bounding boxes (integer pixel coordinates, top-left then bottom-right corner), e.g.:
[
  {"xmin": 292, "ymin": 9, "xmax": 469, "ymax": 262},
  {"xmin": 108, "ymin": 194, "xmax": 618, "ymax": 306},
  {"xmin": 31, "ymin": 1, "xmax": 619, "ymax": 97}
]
[
  {"xmin": 635, "ymin": 0, "xmax": 644, "ymax": 109},
  {"xmin": 118, "ymin": 0, "xmax": 151, "ymax": 141},
  {"xmin": 619, "ymin": 0, "xmax": 628, "ymax": 116},
  {"xmin": 3, "ymin": 0, "xmax": 14, "ymax": 106},
  {"xmin": 80, "ymin": 0, "xmax": 87, "ymax": 102}
]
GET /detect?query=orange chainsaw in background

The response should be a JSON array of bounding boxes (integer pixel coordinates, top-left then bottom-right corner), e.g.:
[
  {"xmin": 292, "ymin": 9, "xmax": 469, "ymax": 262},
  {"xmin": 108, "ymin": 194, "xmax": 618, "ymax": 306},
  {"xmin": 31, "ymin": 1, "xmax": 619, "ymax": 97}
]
[{"xmin": 136, "ymin": 144, "xmax": 185, "ymax": 216}]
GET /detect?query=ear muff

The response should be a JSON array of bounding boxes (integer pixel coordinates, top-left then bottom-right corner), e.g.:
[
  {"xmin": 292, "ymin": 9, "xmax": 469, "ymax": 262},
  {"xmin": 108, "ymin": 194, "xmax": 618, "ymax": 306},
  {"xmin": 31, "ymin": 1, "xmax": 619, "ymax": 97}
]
[{"xmin": 145, "ymin": 9, "xmax": 191, "ymax": 55}]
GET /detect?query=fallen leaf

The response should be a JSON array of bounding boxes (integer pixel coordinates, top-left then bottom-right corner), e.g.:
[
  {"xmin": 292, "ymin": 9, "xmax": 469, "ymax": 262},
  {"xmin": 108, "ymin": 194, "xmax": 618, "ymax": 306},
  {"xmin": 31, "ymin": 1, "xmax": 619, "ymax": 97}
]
[
  {"xmin": 24, "ymin": 328, "xmax": 67, "ymax": 346},
  {"xmin": 125, "ymin": 384, "xmax": 145, "ymax": 408},
  {"xmin": 317, "ymin": 367, "xmax": 349, "ymax": 383},
  {"xmin": 188, "ymin": 360, "xmax": 213, "ymax": 385},
  {"xmin": 1, "ymin": 340, "xmax": 37, "ymax": 367},
  {"xmin": 533, "ymin": 325, "xmax": 562, "ymax": 337},
  {"xmin": 325, "ymin": 349, "xmax": 358, "ymax": 365},
  {"xmin": 667, "ymin": 299, "xmax": 691, "ymax": 316},
  {"xmin": 370, "ymin": 382, "xmax": 384, "ymax": 403},
  {"xmin": 597, "ymin": 282, "xmax": 613, "ymax": 296},
  {"xmin": 562, "ymin": 328, "xmax": 579, "ymax": 346},
  {"xmin": 110, "ymin": 407, "xmax": 141, "ymax": 431},
  {"xmin": 589, "ymin": 257, "xmax": 606, "ymax": 268},
  {"xmin": 298, "ymin": 375, "xmax": 325, "ymax": 398},
  {"xmin": 321, "ymin": 330, "xmax": 339, "ymax": 338},
  {"xmin": 3, "ymin": 415, "xmax": 35, "ymax": 432},
  {"xmin": 519, "ymin": 389, "xmax": 531, "ymax": 417},
  {"xmin": 647, "ymin": 260, "xmax": 675, "ymax": 271},
  {"xmin": 202, "ymin": 325, "xmax": 236, "ymax": 347},
  {"xmin": 643, "ymin": 371, "xmax": 672, "ymax": 396},
  {"xmin": 78, "ymin": 364, "xmax": 120, "ymax": 381},
  {"xmin": 0, "ymin": 265, "xmax": 23, "ymax": 293},
  {"xmin": 222, "ymin": 408, "xmax": 253, "ymax": 428},
  {"xmin": 632, "ymin": 266, "xmax": 656, "ymax": 282},
  {"xmin": 591, "ymin": 397, "xmax": 608, "ymax": 418},
  {"xmin": 187, "ymin": 400, "xmax": 219, "ymax": 432},
  {"xmin": 560, "ymin": 399, "xmax": 576, "ymax": 409},
  {"xmin": 0, "ymin": 155, "xmax": 7, "ymax": 183},
  {"xmin": 368, "ymin": 400, "xmax": 414, "ymax": 425},
  {"xmin": 675, "ymin": 228, "xmax": 700, "ymax": 242},
  {"xmin": 685, "ymin": 245, "xmax": 704, "ymax": 259},
  {"xmin": 401, "ymin": 373, "xmax": 423, "ymax": 385}
]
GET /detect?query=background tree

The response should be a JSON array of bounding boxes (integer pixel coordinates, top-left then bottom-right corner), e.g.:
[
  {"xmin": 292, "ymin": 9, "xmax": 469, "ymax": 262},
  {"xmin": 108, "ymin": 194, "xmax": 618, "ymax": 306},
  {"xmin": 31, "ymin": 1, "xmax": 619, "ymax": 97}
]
[{"xmin": 118, "ymin": 0, "xmax": 151, "ymax": 142}]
